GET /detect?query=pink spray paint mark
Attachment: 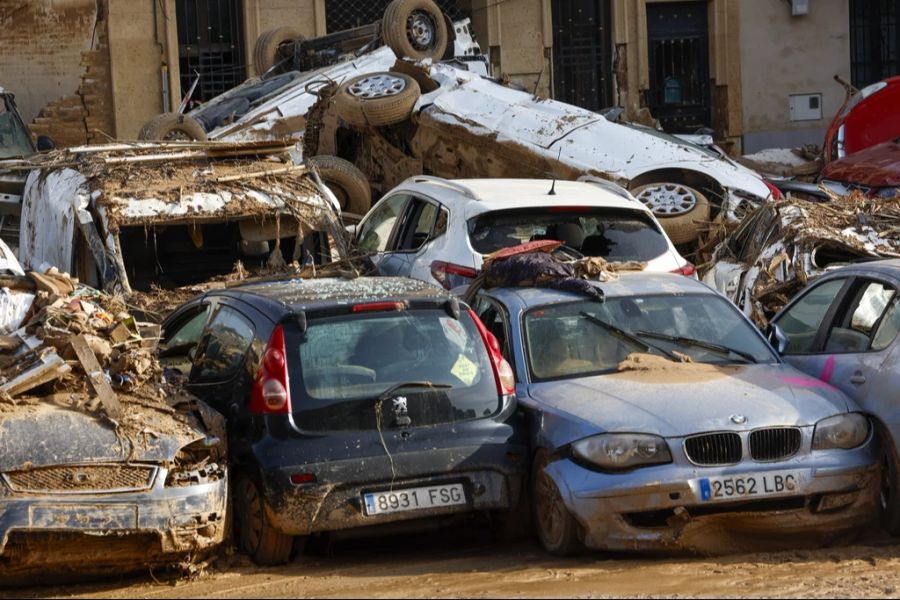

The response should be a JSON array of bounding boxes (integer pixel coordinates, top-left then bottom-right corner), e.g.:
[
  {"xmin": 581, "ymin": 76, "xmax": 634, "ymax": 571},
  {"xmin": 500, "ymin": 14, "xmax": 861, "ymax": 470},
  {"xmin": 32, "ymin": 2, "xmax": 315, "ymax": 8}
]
[{"xmin": 819, "ymin": 356, "xmax": 837, "ymax": 383}]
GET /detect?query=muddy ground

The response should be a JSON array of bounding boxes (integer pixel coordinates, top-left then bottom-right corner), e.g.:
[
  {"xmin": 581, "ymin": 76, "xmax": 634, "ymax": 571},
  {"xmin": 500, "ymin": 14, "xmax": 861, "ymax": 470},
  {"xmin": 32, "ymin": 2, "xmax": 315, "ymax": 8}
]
[{"xmin": 10, "ymin": 527, "xmax": 900, "ymax": 599}]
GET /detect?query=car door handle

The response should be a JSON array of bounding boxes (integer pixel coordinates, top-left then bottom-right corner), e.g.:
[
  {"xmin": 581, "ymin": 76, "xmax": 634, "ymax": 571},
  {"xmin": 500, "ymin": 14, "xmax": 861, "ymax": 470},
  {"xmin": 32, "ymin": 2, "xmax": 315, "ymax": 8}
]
[{"xmin": 850, "ymin": 372, "xmax": 866, "ymax": 385}]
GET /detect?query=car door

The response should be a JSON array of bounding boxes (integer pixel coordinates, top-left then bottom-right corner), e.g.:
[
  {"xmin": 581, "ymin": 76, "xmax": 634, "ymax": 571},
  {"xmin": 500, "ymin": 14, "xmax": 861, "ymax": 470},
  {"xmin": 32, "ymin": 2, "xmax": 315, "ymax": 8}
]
[
  {"xmin": 355, "ymin": 193, "xmax": 410, "ymax": 273},
  {"xmin": 375, "ymin": 195, "xmax": 443, "ymax": 277},
  {"xmin": 773, "ymin": 275, "xmax": 900, "ymax": 416}
]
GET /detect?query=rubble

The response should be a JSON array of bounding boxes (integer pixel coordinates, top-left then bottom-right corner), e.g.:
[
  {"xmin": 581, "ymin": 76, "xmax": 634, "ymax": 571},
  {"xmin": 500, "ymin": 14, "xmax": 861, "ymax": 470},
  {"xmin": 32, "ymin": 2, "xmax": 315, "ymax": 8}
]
[{"xmin": 702, "ymin": 190, "xmax": 900, "ymax": 324}]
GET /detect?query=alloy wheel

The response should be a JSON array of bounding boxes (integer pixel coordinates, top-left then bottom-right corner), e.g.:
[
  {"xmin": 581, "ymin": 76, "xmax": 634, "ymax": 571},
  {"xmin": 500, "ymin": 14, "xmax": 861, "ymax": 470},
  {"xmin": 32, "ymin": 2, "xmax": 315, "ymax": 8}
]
[{"xmin": 635, "ymin": 183, "xmax": 699, "ymax": 216}]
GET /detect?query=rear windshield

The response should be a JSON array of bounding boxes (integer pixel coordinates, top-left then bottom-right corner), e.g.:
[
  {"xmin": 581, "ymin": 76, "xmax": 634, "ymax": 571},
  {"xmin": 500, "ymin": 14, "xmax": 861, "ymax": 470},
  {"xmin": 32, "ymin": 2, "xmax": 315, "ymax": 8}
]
[
  {"xmin": 285, "ymin": 309, "xmax": 499, "ymax": 431},
  {"xmin": 469, "ymin": 208, "xmax": 670, "ymax": 261}
]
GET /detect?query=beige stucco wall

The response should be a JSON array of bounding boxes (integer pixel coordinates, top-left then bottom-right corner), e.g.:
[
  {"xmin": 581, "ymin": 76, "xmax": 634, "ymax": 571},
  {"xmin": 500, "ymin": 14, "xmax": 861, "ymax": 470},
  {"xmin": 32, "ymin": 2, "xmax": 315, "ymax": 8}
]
[{"xmin": 739, "ymin": 0, "xmax": 849, "ymax": 151}]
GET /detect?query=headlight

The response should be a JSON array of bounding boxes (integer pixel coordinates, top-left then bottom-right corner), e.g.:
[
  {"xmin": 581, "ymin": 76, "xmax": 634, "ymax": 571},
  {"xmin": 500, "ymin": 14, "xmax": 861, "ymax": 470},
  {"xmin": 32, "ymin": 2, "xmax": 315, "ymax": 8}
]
[
  {"xmin": 812, "ymin": 414, "xmax": 869, "ymax": 450},
  {"xmin": 571, "ymin": 433, "xmax": 672, "ymax": 470}
]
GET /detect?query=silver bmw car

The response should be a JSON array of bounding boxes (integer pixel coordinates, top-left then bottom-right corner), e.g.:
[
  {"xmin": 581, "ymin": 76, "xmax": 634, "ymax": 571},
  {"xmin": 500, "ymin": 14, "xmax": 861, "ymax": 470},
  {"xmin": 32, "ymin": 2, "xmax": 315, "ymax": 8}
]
[{"xmin": 469, "ymin": 272, "xmax": 879, "ymax": 555}]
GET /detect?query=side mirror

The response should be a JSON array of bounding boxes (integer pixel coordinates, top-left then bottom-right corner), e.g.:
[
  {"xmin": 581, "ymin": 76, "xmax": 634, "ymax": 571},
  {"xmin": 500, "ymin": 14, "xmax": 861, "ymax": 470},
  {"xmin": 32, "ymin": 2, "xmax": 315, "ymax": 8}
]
[
  {"xmin": 766, "ymin": 323, "xmax": 788, "ymax": 354},
  {"xmin": 36, "ymin": 135, "xmax": 55, "ymax": 152}
]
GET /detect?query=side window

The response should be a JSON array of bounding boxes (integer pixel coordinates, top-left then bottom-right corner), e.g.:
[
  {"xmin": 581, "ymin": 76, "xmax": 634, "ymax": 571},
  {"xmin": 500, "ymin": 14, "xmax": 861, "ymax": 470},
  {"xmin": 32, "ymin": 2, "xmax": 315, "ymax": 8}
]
[
  {"xmin": 474, "ymin": 296, "xmax": 511, "ymax": 362},
  {"xmin": 160, "ymin": 305, "xmax": 211, "ymax": 374},
  {"xmin": 357, "ymin": 195, "xmax": 408, "ymax": 253},
  {"xmin": 825, "ymin": 280, "xmax": 899, "ymax": 353},
  {"xmin": 777, "ymin": 278, "xmax": 846, "ymax": 354},
  {"xmin": 193, "ymin": 306, "xmax": 255, "ymax": 382},
  {"xmin": 395, "ymin": 198, "xmax": 440, "ymax": 252}
]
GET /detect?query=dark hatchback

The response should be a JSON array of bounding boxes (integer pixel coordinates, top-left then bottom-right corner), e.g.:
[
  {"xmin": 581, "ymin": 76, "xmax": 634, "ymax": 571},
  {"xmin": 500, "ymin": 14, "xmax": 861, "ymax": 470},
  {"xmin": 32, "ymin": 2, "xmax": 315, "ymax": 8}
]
[{"xmin": 160, "ymin": 276, "xmax": 528, "ymax": 564}]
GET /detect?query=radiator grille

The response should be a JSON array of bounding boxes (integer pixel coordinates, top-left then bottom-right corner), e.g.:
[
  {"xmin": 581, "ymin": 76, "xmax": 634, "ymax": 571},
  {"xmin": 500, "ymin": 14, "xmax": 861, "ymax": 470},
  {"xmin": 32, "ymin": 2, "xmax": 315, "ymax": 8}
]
[
  {"xmin": 749, "ymin": 428, "xmax": 802, "ymax": 462},
  {"xmin": 684, "ymin": 432, "xmax": 742, "ymax": 466},
  {"xmin": 4, "ymin": 465, "xmax": 155, "ymax": 493}
]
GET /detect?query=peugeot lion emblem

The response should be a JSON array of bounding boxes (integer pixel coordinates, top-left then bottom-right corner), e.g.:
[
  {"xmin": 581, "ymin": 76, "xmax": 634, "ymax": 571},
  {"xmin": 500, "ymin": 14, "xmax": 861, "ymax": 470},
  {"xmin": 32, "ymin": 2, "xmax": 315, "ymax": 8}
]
[
  {"xmin": 392, "ymin": 396, "xmax": 411, "ymax": 427},
  {"xmin": 730, "ymin": 414, "xmax": 748, "ymax": 425}
]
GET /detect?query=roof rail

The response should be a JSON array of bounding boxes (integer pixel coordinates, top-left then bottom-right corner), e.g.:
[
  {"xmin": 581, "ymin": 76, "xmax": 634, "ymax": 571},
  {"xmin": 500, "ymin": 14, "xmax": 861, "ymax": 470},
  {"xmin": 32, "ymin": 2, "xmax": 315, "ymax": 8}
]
[
  {"xmin": 407, "ymin": 175, "xmax": 480, "ymax": 200},
  {"xmin": 576, "ymin": 175, "xmax": 634, "ymax": 202}
]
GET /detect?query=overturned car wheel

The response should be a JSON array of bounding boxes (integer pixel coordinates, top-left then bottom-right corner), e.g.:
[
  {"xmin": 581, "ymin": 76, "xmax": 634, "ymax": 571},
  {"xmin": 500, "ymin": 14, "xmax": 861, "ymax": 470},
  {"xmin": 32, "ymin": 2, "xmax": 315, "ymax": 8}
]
[
  {"xmin": 334, "ymin": 72, "xmax": 421, "ymax": 129},
  {"xmin": 254, "ymin": 27, "xmax": 301, "ymax": 76},
  {"xmin": 383, "ymin": 0, "xmax": 449, "ymax": 61},
  {"xmin": 631, "ymin": 182, "xmax": 710, "ymax": 245},
  {"xmin": 234, "ymin": 474, "xmax": 294, "ymax": 566},
  {"xmin": 306, "ymin": 155, "xmax": 372, "ymax": 216},
  {"xmin": 137, "ymin": 112, "xmax": 208, "ymax": 142}
]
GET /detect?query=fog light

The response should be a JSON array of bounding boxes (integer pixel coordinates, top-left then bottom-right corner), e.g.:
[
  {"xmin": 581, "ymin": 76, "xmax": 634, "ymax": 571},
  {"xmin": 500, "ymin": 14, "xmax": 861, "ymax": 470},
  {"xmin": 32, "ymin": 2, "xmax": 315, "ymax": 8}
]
[{"xmin": 815, "ymin": 491, "xmax": 857, "ymax": 512}]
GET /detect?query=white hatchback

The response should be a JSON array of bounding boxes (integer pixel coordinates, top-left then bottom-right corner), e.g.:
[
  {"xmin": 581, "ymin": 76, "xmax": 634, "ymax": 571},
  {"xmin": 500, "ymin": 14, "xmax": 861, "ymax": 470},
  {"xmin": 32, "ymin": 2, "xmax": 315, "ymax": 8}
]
[{"xmin": 354, "ymin": 177, "xmax": 693, "ymax": 289}]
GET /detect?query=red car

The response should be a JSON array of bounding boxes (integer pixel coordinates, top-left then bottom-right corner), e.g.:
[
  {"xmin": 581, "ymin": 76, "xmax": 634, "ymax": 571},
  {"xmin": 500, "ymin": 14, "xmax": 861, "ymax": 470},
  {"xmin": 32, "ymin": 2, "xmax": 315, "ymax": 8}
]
[
  {"xmin": 823, "ymin": 76, "xmax": 900, "ymax": 163},
  {"xmin": 819, "ymin": 139, "xmax": 900, "ymax": 199}
]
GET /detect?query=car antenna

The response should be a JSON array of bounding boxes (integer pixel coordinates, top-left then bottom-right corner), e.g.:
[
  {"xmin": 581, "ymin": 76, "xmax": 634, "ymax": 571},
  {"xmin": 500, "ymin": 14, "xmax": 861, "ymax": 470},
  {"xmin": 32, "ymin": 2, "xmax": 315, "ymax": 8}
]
[{"xmin": 548, "ymin": 179, "xmax": 556, "ymax": 196}]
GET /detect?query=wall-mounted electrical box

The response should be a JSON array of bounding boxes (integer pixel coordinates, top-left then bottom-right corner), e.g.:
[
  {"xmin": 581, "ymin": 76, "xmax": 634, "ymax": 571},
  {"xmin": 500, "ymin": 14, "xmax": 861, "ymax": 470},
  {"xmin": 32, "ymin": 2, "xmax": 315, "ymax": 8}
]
[
  {"xmin": 789, "ymin": 93, "xmax": 822, "ymax": 121},
  {"xmin": 791, "ymin": 0, "xmax": 810, "ymax": 16}
]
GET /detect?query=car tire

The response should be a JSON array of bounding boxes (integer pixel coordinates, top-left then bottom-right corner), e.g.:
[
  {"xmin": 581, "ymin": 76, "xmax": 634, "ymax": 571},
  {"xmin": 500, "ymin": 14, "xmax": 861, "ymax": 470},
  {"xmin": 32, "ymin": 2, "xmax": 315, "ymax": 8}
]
[
  {"xmin": 234, "ymin": 474, "xmax": 294, "ymax": 566},
  {"xmin": 306, "ymin": 155, "xmax": 372, "ymax": 215},
  {"xmin": 631, "ymin": 182, "xmax": 711, "ymax": 245},
  {"xmin": 493, "ymin": 475, "xmax": 533, "ymax": 542},
  {"xmin": 254, "ymin": 27, "xmax": 301, "ymax": 76},
  {"xmin": 137, "ymin": 112, "xmax": 208, "ymax": 142},
  {"xmin": 334, "ymin": 72, "xmax": 421, "ymax": 129},
  {"xmin": 879, "ymin": 425, "xmax": 900, "ymax": 535},
  {"xmin": 383, "ymin": 0, "xmax": 449, "ymax": 61},
  {"xmin": 532, "ymin": 450, "xmax": 582, "ymax": 556}
]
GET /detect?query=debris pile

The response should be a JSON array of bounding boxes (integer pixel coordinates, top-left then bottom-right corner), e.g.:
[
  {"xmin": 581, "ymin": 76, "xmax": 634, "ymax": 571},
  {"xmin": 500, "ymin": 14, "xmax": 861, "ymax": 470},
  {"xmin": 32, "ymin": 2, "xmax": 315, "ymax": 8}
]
[{"xmin": 703, "ymin": 191, "xmax": 900, "ymax": 323}]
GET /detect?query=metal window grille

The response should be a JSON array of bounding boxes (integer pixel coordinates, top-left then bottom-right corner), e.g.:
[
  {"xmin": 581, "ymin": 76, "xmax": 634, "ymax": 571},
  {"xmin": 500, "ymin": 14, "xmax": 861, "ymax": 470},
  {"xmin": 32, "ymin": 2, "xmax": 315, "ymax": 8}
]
[
  {"xmin": 551, "ymin": 0, "xmax": 614, "ymax": 112},
  {"xmin": 176, "ymin": 0, "xmax": 247, "ymax": 105},
  {"xmin": 850, "ymin": 0, "xmax": 900, "ymax": 89},
  {"xmin": 324, "ymin": 0, "xmax": 471, "ymax": 33}
]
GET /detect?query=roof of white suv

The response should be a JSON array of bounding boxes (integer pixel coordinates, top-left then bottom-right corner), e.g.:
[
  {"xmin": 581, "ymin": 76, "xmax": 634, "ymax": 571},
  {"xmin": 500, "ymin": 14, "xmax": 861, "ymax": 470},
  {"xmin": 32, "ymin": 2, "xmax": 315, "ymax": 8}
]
[{"xmin": 398, "ymin": 177, "xmax": 647, "ymax": 219}]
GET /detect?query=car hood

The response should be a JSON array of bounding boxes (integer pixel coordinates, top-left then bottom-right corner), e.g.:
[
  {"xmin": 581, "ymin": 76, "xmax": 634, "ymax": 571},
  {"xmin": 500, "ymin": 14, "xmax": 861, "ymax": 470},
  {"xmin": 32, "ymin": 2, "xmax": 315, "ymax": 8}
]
[
  {"xmin": 820, "ymin": 140, "xmax": 900, "ymax": 188},
  {"xmin": 0, "ymin": 403, "xmax": 205, "ymax": 472},
  {"xmin": 526, "ymin": 363, "xmax": 851, "ymax": 443}
]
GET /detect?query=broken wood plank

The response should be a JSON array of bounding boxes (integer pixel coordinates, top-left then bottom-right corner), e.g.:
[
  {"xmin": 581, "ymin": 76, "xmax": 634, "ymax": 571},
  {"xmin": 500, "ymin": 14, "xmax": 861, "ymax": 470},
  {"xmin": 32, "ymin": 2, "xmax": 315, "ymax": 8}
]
[
  {"xmin": 214, "ymin": 164, "xmax": 306, "ymax": 183},
  {"xmin": 0, "ymin": 275, "xmax": 35, "ymax": 292},
  {"xmin": 69, "ymin": 334, "xmax": 123, "ymax": 420}
]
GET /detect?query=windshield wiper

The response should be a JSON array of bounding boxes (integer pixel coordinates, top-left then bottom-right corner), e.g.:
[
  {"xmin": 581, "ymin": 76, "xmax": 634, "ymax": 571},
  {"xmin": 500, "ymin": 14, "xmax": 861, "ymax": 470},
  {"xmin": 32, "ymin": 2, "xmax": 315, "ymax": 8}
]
[
  {"xmin": 633, "ymin": 331, "xmax": 759, "ymax": 364},
  {"xmin": 377, "ymin": 381, "xmax": 452, "ymax": 402},
  {"xmin": 579, "ymin": 312, "xmax": 680, "ymax": 361}
]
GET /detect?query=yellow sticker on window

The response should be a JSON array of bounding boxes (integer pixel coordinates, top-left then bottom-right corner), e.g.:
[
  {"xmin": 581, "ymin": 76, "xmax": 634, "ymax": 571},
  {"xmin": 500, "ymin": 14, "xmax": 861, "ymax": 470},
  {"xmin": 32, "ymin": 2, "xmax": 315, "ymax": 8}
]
[{"xmin": 451, "ymin": 354, "xmax": 478, "ymax": 385}]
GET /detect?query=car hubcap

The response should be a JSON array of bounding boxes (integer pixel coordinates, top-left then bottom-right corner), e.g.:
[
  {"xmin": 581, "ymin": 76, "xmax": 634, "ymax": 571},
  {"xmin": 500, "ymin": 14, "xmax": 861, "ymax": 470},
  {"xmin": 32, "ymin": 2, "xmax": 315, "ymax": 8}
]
[
  {"xmin": 407, "ymin": 11, "xmax": 436, "ymax": 49},
  {"xmin": 348, "ymin": 74, "xmax": 407, "ymax": 99},
  {"xmin": 636, "ymin": 183, "xmax": 698, "ymax": 216}
]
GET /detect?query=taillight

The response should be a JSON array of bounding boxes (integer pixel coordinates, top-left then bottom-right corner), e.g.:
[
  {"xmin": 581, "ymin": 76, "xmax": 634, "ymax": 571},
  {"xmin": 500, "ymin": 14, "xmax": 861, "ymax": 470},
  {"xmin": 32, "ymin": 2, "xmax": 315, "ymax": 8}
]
[
  {"xmin": 430, "ymin": 261, "xmax": 477, "ymax": 290},
  {"xmin": 672, "ymin": 263, "xmax": 696, "ymax": 277},
  {"xmin": 467, "ymin": 309, "xmax": 516, "ymax": 396},
  {"xmin": 764, "ymin": 180, "xmax": 784, "ymax": 200},
  {"xmin": 250, "ymin": 324, "xmax": 291, "ymax": 414}
]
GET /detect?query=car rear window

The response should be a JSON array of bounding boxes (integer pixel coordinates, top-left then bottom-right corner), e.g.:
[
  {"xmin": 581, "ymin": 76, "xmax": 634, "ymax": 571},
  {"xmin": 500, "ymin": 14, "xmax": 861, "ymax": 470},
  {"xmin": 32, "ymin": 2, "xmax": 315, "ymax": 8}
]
[
  {"xmin": 284, "ymin": 308, "xmax": 500, "ymax": 431},
  {"xmin": 468, "ymin": 208, "xmax": 670, "ymax": 261}
]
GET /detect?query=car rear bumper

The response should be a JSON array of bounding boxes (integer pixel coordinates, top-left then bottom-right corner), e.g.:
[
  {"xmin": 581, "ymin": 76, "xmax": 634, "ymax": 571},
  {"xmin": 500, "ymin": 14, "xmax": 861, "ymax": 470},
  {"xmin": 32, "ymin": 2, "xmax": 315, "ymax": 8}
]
[
  {"xmin": 256, "ymin": 442, "xmax": 529, "ymax": 536},
  {"xmin": 546, "ymin": 447, "xmax": 879, "ymax": 554},
  {"xmin": 0, "ymin": 476, "xmax": 227, "ymax": 558}
]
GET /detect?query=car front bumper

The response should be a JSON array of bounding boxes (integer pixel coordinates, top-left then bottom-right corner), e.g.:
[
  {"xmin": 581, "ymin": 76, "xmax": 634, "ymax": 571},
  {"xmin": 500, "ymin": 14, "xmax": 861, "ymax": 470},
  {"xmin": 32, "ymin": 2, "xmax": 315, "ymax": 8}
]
[{"xmin": 545, "ymin": 445, "xmax": 879, "ymax": 554}]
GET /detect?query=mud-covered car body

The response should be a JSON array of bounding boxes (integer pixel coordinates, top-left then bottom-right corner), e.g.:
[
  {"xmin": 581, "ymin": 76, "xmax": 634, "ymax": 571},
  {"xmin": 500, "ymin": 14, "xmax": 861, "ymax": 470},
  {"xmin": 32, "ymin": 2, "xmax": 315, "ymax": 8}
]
[
  {"xmin": 818, "ymin": 140, "xmax": 900, "ymax": 199},
  {"xmin": 470, "ymin": 273, "xmax": 878, "ymax": 554},
  {"xmin": 160, "ymin": 276, "xmax": 527, "ymax": 563},
  {"xmin": 0, "ymin": 396, "xmax": 227, "ymax": 579},
  {"xmin": 312, "ymin": 62, "xmax": 774, "ymax": 223},
  {"xmin": 702, "ymin": 195, "xmax": 900, "ymax": 324}
]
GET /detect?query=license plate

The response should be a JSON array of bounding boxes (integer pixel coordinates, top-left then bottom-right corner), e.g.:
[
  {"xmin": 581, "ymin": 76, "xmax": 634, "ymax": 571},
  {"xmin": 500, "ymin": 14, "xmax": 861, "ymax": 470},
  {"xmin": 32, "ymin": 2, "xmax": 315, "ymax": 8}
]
[
  {"xmin": 363, "ymin": 483, "xmax": 466, "ymax": 516},
  {"xmin": 697, "ymin": 470, "xmax": 804, "ymax": 502}
]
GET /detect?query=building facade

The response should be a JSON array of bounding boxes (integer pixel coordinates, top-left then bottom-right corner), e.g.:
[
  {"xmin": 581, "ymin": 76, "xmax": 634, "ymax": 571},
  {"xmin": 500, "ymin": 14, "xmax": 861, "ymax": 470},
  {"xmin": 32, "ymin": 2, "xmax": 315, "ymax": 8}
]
[{"xmin": 1, "ymin": 0, "xmax": 896, "ymax": 153}]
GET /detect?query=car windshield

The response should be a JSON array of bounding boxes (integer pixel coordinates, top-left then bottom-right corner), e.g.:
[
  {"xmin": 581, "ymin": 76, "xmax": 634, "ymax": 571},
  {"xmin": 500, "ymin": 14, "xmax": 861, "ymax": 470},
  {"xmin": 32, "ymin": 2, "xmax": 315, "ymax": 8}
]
[
  {"xmin": 469, "ymin": 208, "xmax": 670, "ymax": 261},
  {"xmin": 524, "ymin": 293, "xmax": 777, "ymax": 381},
  {"xmin": 285, "ymin": 308, "xmax": 499, "ymax": 431},
  {"xmin": 0, "ymin": 97, "xmax": 35, "ymax": 159}
]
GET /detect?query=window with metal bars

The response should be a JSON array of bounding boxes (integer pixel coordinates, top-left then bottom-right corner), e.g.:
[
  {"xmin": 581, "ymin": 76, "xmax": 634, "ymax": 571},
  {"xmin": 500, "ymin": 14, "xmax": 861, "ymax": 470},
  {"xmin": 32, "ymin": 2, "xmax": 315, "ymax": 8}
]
[
  {"xmin": 850, "ymin": 0, "xmax": 900, "ymax": 89},
  {"xmin": 323, "ymin": 0, "xmax": 471, "ymax": 33},
  {"xmin": 176, "ymin": 0, "xmax": 247, "ymax": 105}
]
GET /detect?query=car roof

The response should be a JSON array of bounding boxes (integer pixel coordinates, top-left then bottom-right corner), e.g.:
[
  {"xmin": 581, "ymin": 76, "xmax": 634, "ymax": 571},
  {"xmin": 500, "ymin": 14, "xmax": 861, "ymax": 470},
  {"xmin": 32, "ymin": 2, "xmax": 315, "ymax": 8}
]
[
  {"xmin": 218, "ymin": 276, "xmax": 450, "ymax": 312},
  {"xmin": 825, "ymin": 258, "xmax": 900, "ymax": 279},
  {"xmin": 484, "ymin": 272, "xmax": 717, "ymax": 309},
  {"xmin": 398, "ymin": 178, "xmax": 645, "ymax": 216}
]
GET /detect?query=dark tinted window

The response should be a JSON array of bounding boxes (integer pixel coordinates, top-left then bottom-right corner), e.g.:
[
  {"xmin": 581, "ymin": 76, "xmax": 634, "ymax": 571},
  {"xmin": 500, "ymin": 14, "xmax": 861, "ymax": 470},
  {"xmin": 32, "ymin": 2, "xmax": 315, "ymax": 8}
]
[
  {"xmin": 285, "ymin": 309, "xmax": 498, "ymax": 431},
  {"xmin": 777, "ymin": 278, "xmax": 846, "ymax": 354},
  {"xmin": 193, "ymin": 306, "xmax": 255, "ymax": 381},
  {"xmin": 469, "ymin": 208, "xmax": 670, "ymax": 261}
]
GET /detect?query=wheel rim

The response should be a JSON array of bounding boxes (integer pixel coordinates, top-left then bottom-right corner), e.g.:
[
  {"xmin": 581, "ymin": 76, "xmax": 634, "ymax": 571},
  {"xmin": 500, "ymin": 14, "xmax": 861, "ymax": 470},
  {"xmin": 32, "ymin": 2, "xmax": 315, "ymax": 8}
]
[
  {"xmin": 163, "ymin": 130, "xmax": 194, "ymax": 142},
  {"xmin": 534, "ymin": 465, "xmax": 566, "ymax": 547},
  {"xmin": 406, "ymin": 11, "xmax": 436, "ymax": 50},
  {"xmin": 348, "ymin": 74, "xmax": 406, "ymax": 99},
  {"xmin": 635, "ymin": 183, "xmax": 698, "ymax": 216},
  {"xmin": 241, "ymin": 479, "xmax": 264, "ymax": 553}
]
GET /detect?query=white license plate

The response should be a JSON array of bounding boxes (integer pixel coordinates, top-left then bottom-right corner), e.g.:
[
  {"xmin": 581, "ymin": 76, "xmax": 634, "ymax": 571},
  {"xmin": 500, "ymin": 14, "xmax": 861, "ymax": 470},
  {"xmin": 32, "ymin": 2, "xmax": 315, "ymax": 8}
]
[
  {"xmin": 363, "ymin": 483, "xmax": 466, "ymax": 516},
  {"xmin": 697, "ymin": 470, "xmax": 804, "ymax": 502}
]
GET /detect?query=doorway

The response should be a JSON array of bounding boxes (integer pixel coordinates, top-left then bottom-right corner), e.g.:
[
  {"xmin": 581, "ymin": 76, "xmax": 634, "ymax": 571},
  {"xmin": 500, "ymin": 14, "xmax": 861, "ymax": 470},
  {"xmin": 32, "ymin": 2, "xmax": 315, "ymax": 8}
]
[{"xmin": 551, "ymin": 0, "xmax": 613, "ymax": 111}]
